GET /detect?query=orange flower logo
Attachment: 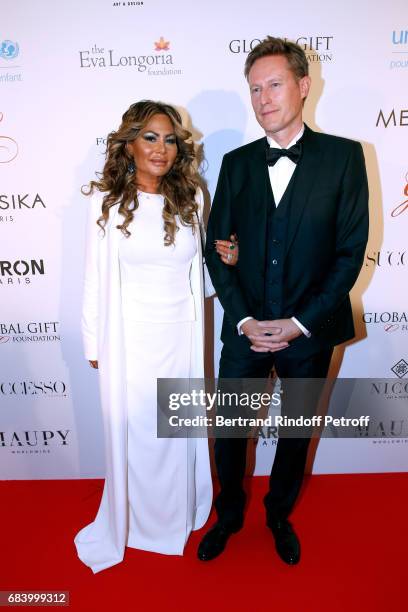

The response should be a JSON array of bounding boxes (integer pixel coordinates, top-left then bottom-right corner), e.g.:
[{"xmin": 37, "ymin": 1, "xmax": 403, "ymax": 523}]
[
  {"xmin": 154, "ymin": 37, "xmax": 170, "ymax": 51},
  {"xmin": 391, "ymin": 171, "xmax": 408, "ymax": 217}
]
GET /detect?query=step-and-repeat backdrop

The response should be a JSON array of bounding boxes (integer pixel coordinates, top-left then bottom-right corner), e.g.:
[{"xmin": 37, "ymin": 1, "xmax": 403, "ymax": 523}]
[{"xmin": 1, "ymin": 0, "xmax": 407, "ymax": 479}]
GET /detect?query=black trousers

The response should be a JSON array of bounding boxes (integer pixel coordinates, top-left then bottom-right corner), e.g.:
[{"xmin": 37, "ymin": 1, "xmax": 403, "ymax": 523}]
[{"xmin": 214, "ymin": 338, "xmax": 333, "ymax": 529}]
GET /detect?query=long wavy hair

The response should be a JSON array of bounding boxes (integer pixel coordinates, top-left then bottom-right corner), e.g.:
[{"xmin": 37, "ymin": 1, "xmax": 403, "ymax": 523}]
[{"xmin": 83, "ymin": 100, "xmax": 200, "ymax": 245}]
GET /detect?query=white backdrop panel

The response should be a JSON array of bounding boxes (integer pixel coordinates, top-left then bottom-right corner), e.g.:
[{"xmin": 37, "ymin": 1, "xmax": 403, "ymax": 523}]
[{"xmin": 1, "ymin": 0, "xmax": 407, "ymax": 478}]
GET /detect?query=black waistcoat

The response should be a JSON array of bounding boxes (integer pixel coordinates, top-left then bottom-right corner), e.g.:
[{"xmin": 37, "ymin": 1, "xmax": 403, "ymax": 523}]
[{"xmin": 263, "ymin": 173, "xmax": 297, "ymax": 319}]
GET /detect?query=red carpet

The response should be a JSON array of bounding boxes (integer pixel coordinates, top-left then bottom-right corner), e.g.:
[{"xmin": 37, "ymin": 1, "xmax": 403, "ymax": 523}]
[{"xmin": 1, "ymin": 474, "xmax": 407, "ymax": 611}]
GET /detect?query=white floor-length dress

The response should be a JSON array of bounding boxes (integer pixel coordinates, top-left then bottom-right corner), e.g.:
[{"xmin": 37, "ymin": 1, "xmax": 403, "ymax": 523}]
[{"xmin": 75, "ymin": 190, "xmax": 212, "ymax": 572}]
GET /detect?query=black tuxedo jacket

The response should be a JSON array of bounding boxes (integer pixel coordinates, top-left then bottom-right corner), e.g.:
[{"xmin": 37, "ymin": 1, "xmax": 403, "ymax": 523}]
[{"xmin": 205, "ymin": 125, "xmax": 369, "ymax": 353}]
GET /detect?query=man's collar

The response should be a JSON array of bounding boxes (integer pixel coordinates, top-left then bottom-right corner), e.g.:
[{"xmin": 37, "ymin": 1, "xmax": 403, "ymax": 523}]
[{"xmin": 267, "ymin": 124, "xmax": 305, "ymax": 149}]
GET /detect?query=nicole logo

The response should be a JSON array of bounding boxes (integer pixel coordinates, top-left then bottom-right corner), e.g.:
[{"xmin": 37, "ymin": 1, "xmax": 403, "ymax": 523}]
[
  {"xmin": 0, "ymin": 40, "xmax": 19, "ymax": 60},
  {"xmin": 0, "ymin": 113, "xmax": 18, "ymax": 163}
]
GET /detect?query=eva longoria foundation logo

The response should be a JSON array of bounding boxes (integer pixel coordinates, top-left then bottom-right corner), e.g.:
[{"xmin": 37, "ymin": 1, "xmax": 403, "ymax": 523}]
[
  {"xmin": 78, "ymin": 39, "xmax": 182, "ymax": 76},
  {"xmin": 391, "ymin": 359, "xmax": 408, "ymax": 379},
  {"xmin": 155, "ymin": 37, "xmax": 170, "ymax": 51}
]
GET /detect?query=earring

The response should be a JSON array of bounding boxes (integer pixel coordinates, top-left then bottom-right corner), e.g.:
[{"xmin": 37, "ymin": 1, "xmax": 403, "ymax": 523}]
[{"xmin": 128, "ymin": 161, "xmax": 135, "ymax": 174}]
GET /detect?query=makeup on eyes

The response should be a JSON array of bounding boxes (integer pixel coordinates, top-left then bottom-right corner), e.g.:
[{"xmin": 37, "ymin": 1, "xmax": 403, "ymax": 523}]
[{"xmin": 142, "ymin": 131, "xmax": 176, "ymax": 144}]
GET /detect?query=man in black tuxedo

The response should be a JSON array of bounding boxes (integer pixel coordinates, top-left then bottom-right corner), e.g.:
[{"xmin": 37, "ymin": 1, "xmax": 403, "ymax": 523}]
[{"xmin": 198, "ymin": 36, "xmax": 369, "ymax": 564}]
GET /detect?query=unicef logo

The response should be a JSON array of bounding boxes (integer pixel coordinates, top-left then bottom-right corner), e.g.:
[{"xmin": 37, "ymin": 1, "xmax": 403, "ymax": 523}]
[{"xmin": 0, "ymin": 40, "xmax": 19, "ymax": 60}]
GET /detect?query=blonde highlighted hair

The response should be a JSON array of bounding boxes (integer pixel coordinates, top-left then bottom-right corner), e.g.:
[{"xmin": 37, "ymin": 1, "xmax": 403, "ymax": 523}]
[{"xmin": 83, "ymin": 100, "xmax": 199, "ymax": 245}]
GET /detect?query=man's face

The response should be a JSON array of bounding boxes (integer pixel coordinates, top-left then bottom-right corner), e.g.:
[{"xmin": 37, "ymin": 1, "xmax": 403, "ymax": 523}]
[{"xmin": 248, "ymin": 55, "xmax": 310, "ymax": 141}]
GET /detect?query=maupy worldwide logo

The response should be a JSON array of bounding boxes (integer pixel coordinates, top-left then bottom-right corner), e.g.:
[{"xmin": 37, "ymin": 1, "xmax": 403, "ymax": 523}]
[
  {"xmin": 0, "ymin": 429, "xmax": 70, "ymax": 454},
  {"xmin": 228, "ymin": 35, "xmax": 334, "ymax": 63},
  {"xmin": 0, "ymin": 321, "xmax": 60, "ymax": 345},
  {"xmin": 390, "ymin": 30, "xmax": 408, "ymax": 70},
  {"xmin": 79, "ymin": 38, "xmax": 182, "ymax": 76},
  {"xmin": 391, "ymin": 359, "xmax": 408, "ymax": 379},
  {"xmin": 391, "ymin": 172, "xmax": 408, "ymax": 218},
  {"xmin": 0, "ymin": 258, "xmax": 45, "ymax": 286},
  {"xmin": 0, "ymin": 39, "xmax": 22, "ymax": 83},
  {"xmin": 363, "ymin": 312, "xmax": 408, "ymax": 333}
]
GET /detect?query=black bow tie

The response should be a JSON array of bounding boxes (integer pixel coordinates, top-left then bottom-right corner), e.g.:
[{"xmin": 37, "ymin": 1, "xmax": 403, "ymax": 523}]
[{"xmin": 266, "ymin": 142, "xmax": 302, "ymax": 166}]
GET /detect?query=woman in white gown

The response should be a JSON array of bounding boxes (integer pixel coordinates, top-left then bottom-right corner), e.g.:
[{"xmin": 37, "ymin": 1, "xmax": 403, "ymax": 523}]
[{"xmin": 74, "ymin": 101, "xmax": 238, "ymax": 573}]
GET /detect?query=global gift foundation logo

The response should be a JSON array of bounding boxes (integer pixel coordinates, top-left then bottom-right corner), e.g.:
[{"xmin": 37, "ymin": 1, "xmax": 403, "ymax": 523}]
[
  {"xmin": 0, "ymin": 39, "xmax": 22, "ymax": 83},
  {"xmin": 228, "ymin": 35, "xmax": 334, "ymax": 63},
  {"xmin": 0, "ymin": 321, "xmax": 61, "ymax": 345},
  {"xmin": 78, "ymin": 38, "xmax": 182, "ymax": 76},
  {"xmin": 363, "ymin": 311, "xmax": 408, "ymax": 333}
]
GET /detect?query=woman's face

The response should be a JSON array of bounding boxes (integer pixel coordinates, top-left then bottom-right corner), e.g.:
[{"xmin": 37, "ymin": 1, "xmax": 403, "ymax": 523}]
[{"xmin": 127, "ymin": 113, "xmax": 178, "ymax": 186}]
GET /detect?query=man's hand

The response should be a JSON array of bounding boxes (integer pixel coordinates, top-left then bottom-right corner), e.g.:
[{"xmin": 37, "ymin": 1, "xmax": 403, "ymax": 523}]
[
  {"xmin": 258, "ymin": 319, "xmax": 302, "ymax": 341},
  {"xmin": 89, "ymin": 360, "xmax": 98, "ymax": 369},
  {"xmin": 215, "ymin": 234, "xmax": 238, "ymax": 266},
  {"xmin": 241, "ymin": 319, "xmax": 291, "ymax": 353}
]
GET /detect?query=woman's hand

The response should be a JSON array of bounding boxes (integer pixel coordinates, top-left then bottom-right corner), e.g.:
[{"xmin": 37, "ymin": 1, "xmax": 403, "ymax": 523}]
[
  {"xmin": 215, "ymin": 234, "xmax": 238, "ymax": 266},
  {"xmin": 89, "ymin": 360, "xmax": 98, "ymax": 369}
]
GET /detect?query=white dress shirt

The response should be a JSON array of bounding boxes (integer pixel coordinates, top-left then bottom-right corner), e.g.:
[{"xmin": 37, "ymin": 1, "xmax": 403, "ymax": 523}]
[{"xmin": 237, "ymin": 124, "xmax": 311, "ymax": 338}]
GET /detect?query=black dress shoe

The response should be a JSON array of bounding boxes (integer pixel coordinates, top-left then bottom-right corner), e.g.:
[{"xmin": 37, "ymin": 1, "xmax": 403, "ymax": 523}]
[
  {"xmin": 268, "ymin": 519, "xmax": 300, "ymax": 565},
  {"xmin": 197, "ymin": 523, "xmax": 240, "ymax": 561}
]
